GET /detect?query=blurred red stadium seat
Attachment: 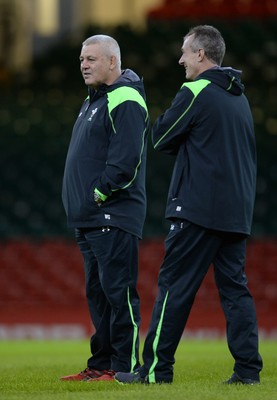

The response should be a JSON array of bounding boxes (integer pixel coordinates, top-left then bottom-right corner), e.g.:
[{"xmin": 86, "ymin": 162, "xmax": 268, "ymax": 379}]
[{"xmin": 0, "ymin": 238, "xmax": 276, "ymax": 337}]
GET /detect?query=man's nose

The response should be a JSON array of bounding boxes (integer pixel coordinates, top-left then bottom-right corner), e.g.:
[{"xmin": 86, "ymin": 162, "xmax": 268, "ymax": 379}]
[{"xmin": 82, "ymin": 60, "xmax": 89, "ymax": 69}]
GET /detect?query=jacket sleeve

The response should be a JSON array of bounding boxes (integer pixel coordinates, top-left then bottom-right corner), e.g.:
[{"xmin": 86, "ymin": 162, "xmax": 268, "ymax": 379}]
[
  {"xmin": 152, "ymin": 86, "xmax": 195, "ymax": 155},
  {"xmin": 95, "ymin": 99, "xmax": 148, "ymax": 198}
]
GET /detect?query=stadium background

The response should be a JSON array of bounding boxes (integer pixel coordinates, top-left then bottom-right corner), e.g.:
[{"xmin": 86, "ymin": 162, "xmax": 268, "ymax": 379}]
[{"xmin": 0, "ymin": 0, "xmax": 276, "ymax": 339}]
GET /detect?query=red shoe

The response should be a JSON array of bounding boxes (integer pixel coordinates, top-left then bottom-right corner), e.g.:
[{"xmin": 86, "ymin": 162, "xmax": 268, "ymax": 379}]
[
  {"xmin": 60, "ymin": 368, "xmax": 105, "ymax": 381},
  {"xmin": 87, "ymin": 370, "xmax": 116, "ymax": 381}
]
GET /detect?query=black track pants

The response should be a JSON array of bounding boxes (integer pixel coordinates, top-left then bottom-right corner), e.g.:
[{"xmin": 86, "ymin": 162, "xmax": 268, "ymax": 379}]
[
  {"xmin": 76, "ymin": 227, "xmax": 141, "ymax": 372},
  {"xmin": 142, "ymin": 220, "xmax": 263, "ymax": 383}
]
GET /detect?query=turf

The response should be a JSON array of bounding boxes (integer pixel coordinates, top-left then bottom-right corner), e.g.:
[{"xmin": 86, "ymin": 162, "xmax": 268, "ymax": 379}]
[{"xmin": 0, "ymin": 339, "xmax": 276, "ymax": 400}]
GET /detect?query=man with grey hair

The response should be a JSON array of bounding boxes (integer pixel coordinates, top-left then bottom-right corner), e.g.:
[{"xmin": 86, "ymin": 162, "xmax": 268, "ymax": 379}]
[
  {"xmin": 61, "ymin": 34, "xmax": 149, "ymax": 381},
  {"xmin": 115, "ymin": 25, "xmax": 263, "ymax": 385}
]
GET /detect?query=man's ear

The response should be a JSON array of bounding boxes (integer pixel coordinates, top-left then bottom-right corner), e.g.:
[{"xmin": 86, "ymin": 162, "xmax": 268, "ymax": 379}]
[
  {"xmin": 197, "ymin": 48, "xmax": 205, "ymax": 62},
  {"xmin": 110, "ymin": 55, "xmax": 117, "ymax": 70}
]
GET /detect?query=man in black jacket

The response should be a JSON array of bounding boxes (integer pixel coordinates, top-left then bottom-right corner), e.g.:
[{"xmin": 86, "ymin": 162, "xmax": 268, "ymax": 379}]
[
  {"xmin": 61, "ymin": 35, "xmax": 149, "ymax": 381},
  {"xmin": 115, "ymin": 25, "xmax": 263, "ymax": 385}
]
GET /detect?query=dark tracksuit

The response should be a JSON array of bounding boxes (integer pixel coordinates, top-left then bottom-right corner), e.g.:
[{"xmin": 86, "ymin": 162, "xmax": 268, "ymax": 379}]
[
  {"xmin": 141, "ymin": 67, "xmax": 263, "ymax": 383},
  {"xmin": 62, "ymin": 69, "xmax": 149, "ymax": 372}
]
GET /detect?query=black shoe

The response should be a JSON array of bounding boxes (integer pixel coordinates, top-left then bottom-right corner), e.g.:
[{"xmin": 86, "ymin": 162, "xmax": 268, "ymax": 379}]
[
  {"xmin": 224, "ymin": 372, "xmax": 260, "ymax": 385},
  {"xmin": 115, "ymin": 369, "xmax": 147, "ymax": 384}
]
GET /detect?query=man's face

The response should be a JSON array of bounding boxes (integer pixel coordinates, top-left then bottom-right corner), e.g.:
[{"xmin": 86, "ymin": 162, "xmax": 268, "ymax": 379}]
[
  {"xmin": 79, "ymin": 43, "xmax": 112, "ymax": 89},
  {"xmin": 179, "ymin": 34, "xmax": 201, "ymax": 81}
]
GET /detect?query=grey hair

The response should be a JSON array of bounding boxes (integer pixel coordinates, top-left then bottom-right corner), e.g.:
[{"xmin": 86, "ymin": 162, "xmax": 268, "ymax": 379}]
[
  {"xmin": 185, "ymin": 25, "xmax": 226, "ymax": 66},
  {"xmin": 82, "ymin": 34, "xmax": 121, "ymax": 68}
]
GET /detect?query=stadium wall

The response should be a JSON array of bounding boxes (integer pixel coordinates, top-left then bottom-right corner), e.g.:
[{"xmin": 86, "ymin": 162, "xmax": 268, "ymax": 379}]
[{"xmin": 0, "ymin": 238, "xmax": 276, "ymax": 339}]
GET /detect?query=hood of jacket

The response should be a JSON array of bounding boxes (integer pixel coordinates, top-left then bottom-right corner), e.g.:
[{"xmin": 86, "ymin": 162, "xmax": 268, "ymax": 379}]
[
  {"xmin": 114, "ymin": 68, "xmax": 141, "ymax": 84},
  {"xmin": 88, "ymin": 68, "xmax": 146, "ymax": 99},
  {"xmin": 197, "ymin": 66, "xmax": 245, "ymax": 96}
]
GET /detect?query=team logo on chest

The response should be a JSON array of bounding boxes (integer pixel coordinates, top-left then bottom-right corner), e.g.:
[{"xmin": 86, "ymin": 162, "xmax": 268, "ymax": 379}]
[{"xmin": 88, "ymin": 108, "xmax": 98, "ymax": 121}]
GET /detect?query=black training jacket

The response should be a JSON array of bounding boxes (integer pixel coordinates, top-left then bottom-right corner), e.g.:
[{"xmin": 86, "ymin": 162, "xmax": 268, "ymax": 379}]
[
  {"xmin": 152, "ymin": 67, "xmax": 256, "ymax": 235},
  {"xmin": 62, "ymin": 69, "xmax": 149, "ymax": 238}
]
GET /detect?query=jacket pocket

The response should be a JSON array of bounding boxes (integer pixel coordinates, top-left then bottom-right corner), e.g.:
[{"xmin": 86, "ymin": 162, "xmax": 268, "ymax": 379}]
[
  {"xmin": 73, "ymin": 159, "xmax": 104, "ymax": 217},
  {"xmin": 169, "ymin": 146, "xmax": 187, "ymax": 200}
]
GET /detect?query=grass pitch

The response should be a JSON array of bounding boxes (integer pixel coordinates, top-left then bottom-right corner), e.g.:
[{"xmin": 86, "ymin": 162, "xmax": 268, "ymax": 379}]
[{"xmin": 0, "ymin": 339, "xmax": 276, "ymax": 400}]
